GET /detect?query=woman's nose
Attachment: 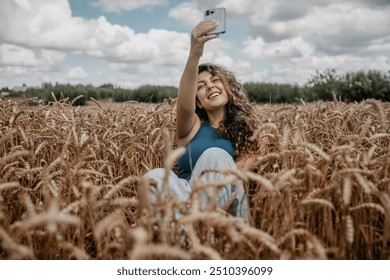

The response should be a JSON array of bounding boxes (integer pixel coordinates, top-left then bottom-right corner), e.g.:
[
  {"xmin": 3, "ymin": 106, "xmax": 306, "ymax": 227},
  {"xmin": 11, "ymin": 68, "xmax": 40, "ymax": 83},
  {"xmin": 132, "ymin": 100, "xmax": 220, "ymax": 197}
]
[{"xmin": 206, "ymin": 82, "xmax": 214, "ymax": 89}]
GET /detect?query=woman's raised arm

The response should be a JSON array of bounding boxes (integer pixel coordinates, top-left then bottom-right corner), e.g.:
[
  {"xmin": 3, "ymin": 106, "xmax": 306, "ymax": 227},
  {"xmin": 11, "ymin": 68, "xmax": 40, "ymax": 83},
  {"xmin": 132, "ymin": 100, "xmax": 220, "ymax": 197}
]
[{"xmin": 176, "ymin": 20, "xmax": 218, "ymax": 141}]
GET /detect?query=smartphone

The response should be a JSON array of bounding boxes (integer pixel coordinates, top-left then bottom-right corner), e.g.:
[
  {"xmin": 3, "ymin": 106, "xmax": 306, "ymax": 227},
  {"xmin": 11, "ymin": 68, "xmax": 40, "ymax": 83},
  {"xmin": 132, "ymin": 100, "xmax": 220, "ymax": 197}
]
[{"xmin": 204, "ymin": 7, "xmax": 226, "ymax": 35}]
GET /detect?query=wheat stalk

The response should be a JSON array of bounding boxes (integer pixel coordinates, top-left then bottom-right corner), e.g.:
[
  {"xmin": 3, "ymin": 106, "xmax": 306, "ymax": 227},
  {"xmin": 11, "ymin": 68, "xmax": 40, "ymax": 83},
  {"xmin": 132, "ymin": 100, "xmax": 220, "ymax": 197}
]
[{"xmin": 0, "ymin": 98, "xmax": 389, "ymax": 260}]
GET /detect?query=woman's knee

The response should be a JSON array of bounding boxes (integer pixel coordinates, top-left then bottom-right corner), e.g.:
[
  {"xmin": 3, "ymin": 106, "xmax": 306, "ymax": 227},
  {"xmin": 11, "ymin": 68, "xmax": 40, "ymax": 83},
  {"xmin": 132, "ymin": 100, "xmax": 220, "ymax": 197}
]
[
  {"xmin": 144, "ymin": 168, "xmax": 166, "ymax": 181},
  {"xmin": 196, "ymin": 147, "xmax": 236, "ymax": 170},
  {"xmin": 144, "ymin": 168, "xmax": 191, "ymax": 200}
]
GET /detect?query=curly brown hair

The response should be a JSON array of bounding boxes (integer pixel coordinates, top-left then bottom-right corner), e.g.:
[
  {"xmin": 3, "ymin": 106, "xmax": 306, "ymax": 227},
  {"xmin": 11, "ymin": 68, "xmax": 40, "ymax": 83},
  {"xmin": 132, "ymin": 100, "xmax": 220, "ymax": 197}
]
[{"xmin": 195, "ymin": 63, "xmax": 259, "ymax": 159}]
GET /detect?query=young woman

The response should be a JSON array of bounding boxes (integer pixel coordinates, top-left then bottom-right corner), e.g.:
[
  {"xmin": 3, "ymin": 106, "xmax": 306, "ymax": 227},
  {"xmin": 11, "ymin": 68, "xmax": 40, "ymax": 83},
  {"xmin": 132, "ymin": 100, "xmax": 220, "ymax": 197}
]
[{"xmin": 145, "ymin": 20, "xmax": 262, "ymax": 219}]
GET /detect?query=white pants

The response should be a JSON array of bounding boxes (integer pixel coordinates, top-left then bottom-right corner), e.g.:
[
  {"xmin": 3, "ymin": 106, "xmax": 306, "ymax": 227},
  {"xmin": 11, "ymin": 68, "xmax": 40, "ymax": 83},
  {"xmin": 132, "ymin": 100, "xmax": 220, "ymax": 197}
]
[{"xmin": 144, "ymin": 147, "xmax": 249, "ymax": 219}]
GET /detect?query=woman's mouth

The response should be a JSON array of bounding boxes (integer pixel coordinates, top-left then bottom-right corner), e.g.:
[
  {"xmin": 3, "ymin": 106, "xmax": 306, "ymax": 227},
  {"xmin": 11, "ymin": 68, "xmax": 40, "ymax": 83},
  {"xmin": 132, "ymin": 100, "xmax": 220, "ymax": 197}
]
[{"xmin": 208, "ymin": 92, "xmax": 220, "ymax": 99}]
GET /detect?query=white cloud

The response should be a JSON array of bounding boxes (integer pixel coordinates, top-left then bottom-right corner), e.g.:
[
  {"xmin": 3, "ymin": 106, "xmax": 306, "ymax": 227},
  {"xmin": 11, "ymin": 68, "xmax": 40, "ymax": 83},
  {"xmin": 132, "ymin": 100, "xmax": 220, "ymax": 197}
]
[
  {"xmin": 0, "ymin": 0, "xmax": 190, "ymax": 67},
  {"xmin": 0, "ymin": 44, "xmax": 40, "ymax": 66},
  {"xmin": 40, "ymin": 49, "xmax": 67, "ymax": 65},
  {"xmin": 168, "ymin": 2, "xmax": 202, "ymax": 26},
  {"xmin": 178, "ymin": 0, "xmax": 390, "ymax": 86},
  {"xmin": 13, "ymin": 0, "xmax": 32, "ymax": 9},
  {"xmin": 0, "ymin": 1, "xmax": 138, "ymax": 51},
  {"xmin": 238, "ymin": 1, "xmax": 389, "ymax": 55},
  {"xmin": 66, "ymin": 66, "xmax": 88, "ymax": 80},
  {"xmin": 1, "ymin": 66, "xmax": 29, "ymax": 76},
  {"xmin": 245, "ymin": 55, "xmax": 390, "ymax": 85},
  {"xmin": 183, "ymin": 0, "xmax": 390, "ymax": 56},
  {"xmin": 91, "ymin": 0, "xmax": 169, "ymax": 13},
  {"xmin": 290, "ymin": 55, "xmax": 390, "ymax": 75},
  {"xmin": 243, "ymin": 37, "xmax": 314, "ymax": 59},
  {"xmin": 0, "ymin": 0, "xmax": 193, "ymax": 88},
  {"xmin": 365, "ymin": 38, "xmax": 390, "ymax": 54},
  {"xmin": 107, "ymin": 62, "xmax": 128, "ymax": 71},
  {"xmin": 0, "ymin": 44, "xmax": 66, "ymax": 67},
  {"xmin": 1, "ymin": 0, "xmax": 389, "ymax": 88}
]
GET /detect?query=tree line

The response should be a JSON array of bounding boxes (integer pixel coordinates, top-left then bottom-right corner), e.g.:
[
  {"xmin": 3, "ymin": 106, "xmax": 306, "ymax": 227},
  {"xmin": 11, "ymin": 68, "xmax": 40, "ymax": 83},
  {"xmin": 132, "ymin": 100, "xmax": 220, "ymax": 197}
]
[
  {"xmin": 245, "ymin": 69, "xmax": 390, "ymax": 104},
  {"xmin": 3, "ymin": 69, "xmax": 390, "ymax": 105}
]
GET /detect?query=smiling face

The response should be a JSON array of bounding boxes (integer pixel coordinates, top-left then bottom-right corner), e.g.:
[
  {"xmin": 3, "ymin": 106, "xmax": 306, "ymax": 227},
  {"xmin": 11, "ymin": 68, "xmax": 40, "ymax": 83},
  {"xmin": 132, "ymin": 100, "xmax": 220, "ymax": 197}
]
[{"xmin": 196, "ymin": 71, "xmax": 229, "ymax": 112}]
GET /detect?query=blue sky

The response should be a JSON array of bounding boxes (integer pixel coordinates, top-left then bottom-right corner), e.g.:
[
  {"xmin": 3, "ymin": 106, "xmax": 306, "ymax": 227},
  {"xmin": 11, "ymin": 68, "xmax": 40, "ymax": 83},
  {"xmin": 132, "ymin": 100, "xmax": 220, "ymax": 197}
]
[
  {"xmin": 70, "ymin": 0, "xmax": 183, "ymax": 32},
  {"xmin": 1, "ymin": 0, "xmax": 389, "ymax": 89}
]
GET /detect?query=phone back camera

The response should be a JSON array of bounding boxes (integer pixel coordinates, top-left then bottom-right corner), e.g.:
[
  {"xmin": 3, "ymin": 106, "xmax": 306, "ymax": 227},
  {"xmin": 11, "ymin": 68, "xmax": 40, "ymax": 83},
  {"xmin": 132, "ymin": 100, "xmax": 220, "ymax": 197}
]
[{"xmin": 205, "ymin": 10, "xmax": 215, "ymax": 16}]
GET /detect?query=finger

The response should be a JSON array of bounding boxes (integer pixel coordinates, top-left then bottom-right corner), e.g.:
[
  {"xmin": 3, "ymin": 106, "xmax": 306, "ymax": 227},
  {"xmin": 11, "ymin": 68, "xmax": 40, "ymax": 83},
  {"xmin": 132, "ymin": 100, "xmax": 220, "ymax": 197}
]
[
  {"xmin": 202, "ymin": 33, "xmax": 219, "ymax": 42},
  {"xmin": 203, "ymin": 19, "xmax": 218, "ymax": 28},
  {"xmin": 203, "ymin": 20, "xmax": 218, "ymax": 33},
  {"xmin": 192, "ymin": 28, "xmax": 218, "ymax": 40},
  {"xmin": 193, "ymin": 20, "xmax": 217, "ymax": 36}
]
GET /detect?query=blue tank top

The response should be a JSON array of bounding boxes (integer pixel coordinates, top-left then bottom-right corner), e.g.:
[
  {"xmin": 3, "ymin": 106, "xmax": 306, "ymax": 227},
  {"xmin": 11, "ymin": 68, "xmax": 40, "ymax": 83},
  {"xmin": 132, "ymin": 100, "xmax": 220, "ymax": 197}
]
[{"xmin": 178, "ymin": 122, "xmax": 234, "ymax": 180}]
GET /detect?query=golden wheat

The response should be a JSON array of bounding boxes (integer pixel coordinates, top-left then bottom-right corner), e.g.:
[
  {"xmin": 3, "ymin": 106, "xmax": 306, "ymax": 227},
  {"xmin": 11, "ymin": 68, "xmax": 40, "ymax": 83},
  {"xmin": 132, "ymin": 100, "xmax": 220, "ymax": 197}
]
[{"xmin": 0, "ymin": 97, "xmax": 389, "ymax": 259}]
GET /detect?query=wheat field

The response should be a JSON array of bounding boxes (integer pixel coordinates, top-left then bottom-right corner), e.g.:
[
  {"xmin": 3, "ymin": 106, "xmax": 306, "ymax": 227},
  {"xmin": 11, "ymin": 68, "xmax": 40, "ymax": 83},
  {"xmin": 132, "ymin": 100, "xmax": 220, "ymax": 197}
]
[{"xmin": 0, "ymin": 95, "xmax": 389, "ymax": 260}]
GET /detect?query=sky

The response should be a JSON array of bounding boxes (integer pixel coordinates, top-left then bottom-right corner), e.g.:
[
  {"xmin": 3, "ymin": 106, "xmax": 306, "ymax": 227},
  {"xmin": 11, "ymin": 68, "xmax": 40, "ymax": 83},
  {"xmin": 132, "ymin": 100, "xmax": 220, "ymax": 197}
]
[{"xmin": 0, "ymin": 0, "xmax": 389, "ymax": 89}]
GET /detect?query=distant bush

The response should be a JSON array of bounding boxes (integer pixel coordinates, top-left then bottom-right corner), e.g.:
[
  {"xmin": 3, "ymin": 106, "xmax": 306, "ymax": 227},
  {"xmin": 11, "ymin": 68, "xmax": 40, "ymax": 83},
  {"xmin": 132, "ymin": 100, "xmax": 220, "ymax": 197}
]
[
  {"xmin": 306, "ymin": 69, "xmax": 390, "ymax": 102},
  {"xmin": 244, "ymin": 82, "xmax": 304, "ymax": 104}
]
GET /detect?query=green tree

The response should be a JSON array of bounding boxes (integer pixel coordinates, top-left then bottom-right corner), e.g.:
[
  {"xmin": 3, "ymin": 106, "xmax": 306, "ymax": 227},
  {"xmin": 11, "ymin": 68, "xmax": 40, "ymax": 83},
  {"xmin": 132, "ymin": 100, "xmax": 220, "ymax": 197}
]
[{"xmin": 306, "ymin": 69, "xmax": 341, "ymax": 101}]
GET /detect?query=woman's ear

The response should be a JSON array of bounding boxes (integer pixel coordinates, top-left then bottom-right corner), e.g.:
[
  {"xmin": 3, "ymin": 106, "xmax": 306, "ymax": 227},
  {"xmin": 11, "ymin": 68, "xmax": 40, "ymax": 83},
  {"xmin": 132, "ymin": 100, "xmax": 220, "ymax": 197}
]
[{"xmin": 196, "ymin": 98, "xmax": 203, "ymax": 109}]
